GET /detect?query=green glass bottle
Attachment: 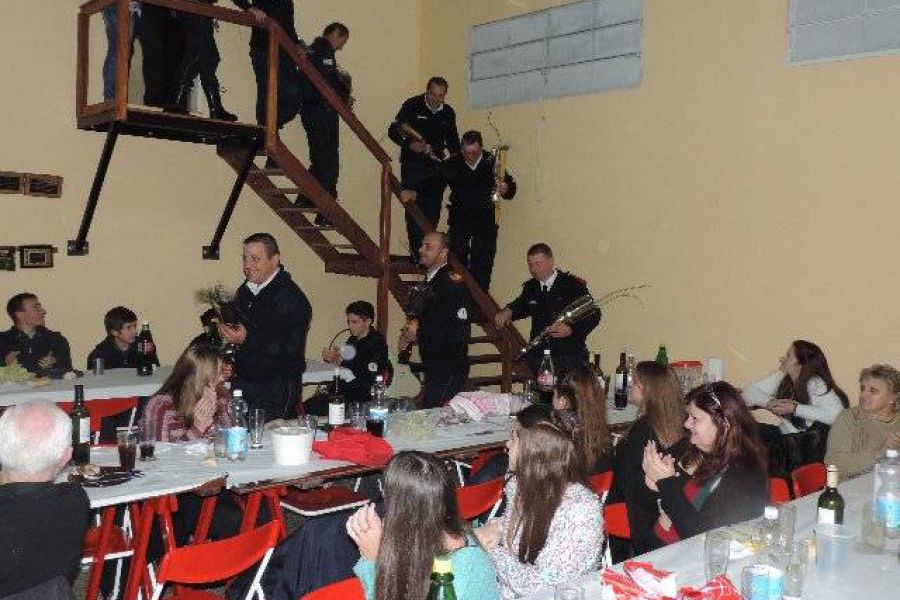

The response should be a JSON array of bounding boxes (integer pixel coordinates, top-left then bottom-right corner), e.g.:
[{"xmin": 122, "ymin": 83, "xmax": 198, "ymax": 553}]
[
  {"xmin": 425, "ymin": 557, "xmax": 457, "ymax": 600},
  {"xmin": 655, "ymin": 344, "xmax": 669, "ymax": 365}
]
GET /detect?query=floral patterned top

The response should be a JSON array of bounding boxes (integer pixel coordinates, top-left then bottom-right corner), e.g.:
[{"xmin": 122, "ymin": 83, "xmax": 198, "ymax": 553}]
[
  {"xmin": 489, "ymin": 477, "xmax": 603, "ymax": 599},
  {"xmin": 144, "ymin": 385, "xmax": 230, "ymax": 442}
]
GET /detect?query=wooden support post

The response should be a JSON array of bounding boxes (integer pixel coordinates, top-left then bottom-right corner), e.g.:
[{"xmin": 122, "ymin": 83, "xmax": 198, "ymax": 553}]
[
  {"xmin": 76, "ymin": 12, "xmax": 89, "ymax": 117},
  {"xmin": 114, "ymin": 0, "xmax": 129, "ymax": 120},
  {"xmin": 265, "ymin": 23, "xmax": 278, "ymax": 149},
  {"xmin": 377, "ymin": 164, "xmax": 392, "ymax": 333}
]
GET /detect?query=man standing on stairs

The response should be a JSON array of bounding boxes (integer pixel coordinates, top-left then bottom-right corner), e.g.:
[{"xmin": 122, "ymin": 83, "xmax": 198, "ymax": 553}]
[
  {"xmin": 388, "ymin": 77, "xmax": 460, "ymax": 262},
  {"xmin": 494, "ymin": 243, "xmax": 600, "ymax": 379},
  {"xmin": 219, "ymin": 233, "xmax": 312, "ymax": 420},
  {"xmin": 398, "ymin": 232, "xmax": 470, "ymax": 408},
  {"xmin": 296, "ymin": 22, "xmax": 352, "ymax": 227}
]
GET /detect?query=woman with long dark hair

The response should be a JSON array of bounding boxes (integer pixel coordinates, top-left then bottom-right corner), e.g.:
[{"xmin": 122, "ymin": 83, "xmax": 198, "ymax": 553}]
[
  {"xmin": 743, "ymin": 339, "xmax": 848, "ymax": 433},
  {"xmin": 553, "ymin": 364, "xmax": 614, "ymax": 473},
  {"xmin": 608, "ymin": 361, "xmax": 687, "ymax": 557},
  {"xmin": 346, "ymin": 451, "xmax": 498, "ymax": 600},
  {"xmin": 643, "ymin": 382, "xmax": 768, "ymax": 543},
  {"xmin": 476, "ymin": 404, "xmax": 602, "ymax": 598}
]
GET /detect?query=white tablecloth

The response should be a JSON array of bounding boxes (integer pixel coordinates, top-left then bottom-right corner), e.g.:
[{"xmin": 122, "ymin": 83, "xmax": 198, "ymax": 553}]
[
  {"xmin": 0, "ymin": 360, "xmax": 350, "ymax": 407},
  {"xmin": 528, "ymin": 472, "xmax": 899, "ymax": 599}
]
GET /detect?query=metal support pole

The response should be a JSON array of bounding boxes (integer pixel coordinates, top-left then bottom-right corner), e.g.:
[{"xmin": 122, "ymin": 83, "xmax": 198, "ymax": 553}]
[
  {"xmin": 68, "ymin": 122, "xmax": 120, "ymax": 256},
  {"xmin": 203, "ymin": 142, "xmax": 261, "ymax": 259}
]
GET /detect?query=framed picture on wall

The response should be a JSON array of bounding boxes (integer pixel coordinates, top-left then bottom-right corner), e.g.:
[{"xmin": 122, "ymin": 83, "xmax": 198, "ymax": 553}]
[{"xmin": 0, "ymin": 246, "xmax": 14, "ymax": 271}]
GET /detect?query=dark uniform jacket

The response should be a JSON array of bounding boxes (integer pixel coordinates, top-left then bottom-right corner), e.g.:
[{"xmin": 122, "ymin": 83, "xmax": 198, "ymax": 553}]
[
  {"xmin": 231, "ymin": 0, "xmax": 301, "ymax": 52},
  {"xmin": 388, "ymin": 95, "xmax": 460, "ymax": 167},
  {"xmin": 441, "ymin": 151, "xmax": 516, "ymax": 223},
  {"xmin": 0, "ymin": 482, "xmax": 90, "ymax": 597},
  {"xmin": 0, "ymin": 326, "xmax": 72, "ymax": 375},
  {"xmin": 341, "ymin": 327, "xmax": 393, "ymax": 402},
  {"xmin": 234, "ymin": 268, "xmax": 311, "ymax": 382},
  {"xmin": 300, "ymin": 36, "xmax": 350, "ymax": 110},
  {"xmin": 86, "ymin": 337, "xmax": 154, "ymax": 371},
  {"xmin": 506, "ymin": 270, "xmax": 600, "ymax": 371},
  {"xmin": 417, "ymin": 264, "xmax": 470, "ymax": 369}
]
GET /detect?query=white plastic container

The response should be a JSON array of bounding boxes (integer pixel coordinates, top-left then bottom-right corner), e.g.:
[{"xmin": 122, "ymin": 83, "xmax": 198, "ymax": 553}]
[{"xmin": 271, "ymin": 426, "xmax": 315, "ymax": 465}]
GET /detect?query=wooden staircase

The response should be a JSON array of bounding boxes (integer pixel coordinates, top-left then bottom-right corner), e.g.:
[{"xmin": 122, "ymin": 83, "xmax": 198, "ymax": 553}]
[{"xmin": 72, "ymin": 0, "xmax": 531, "ymax": 391}]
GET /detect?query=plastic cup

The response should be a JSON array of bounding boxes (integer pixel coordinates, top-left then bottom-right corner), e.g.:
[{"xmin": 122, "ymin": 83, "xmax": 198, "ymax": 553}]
[
  {"xmin": 116, "ymin": 428, "xmax": 137, "ymax": 471},
  {"xmin": 553, "ymin": 583, "xmax": 584, "ymax": 600},
  {"xmin": 814, "ymin": 523, "xmax": 854, "ymax": 576},
  {"xmin": 249, "ymin": 408, "xmax": 265, "ymax": 449},
  {"xmin": 704, "ymin": 530, "xmax": 731, "ymax": 580},
  {"xmin": 777, "ymin": 504, "xmax": 796, "ymax": 546}
]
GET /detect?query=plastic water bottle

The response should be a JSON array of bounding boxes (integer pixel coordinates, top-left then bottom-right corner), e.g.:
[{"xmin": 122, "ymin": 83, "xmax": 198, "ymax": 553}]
[
  {"xmin": 874, "ymin": 449, "xmax": 900, "ymax": 539},
  {"xmin": 226, "ymin": 389, "xmax": 248, "ymax": 461},
  {"xmin": 751, "ymin": 506, "xmax": 784, "ymax": 554},
  {"xmin": 367, "ymin": 375, "xmax": 389, "ymax": 434}
]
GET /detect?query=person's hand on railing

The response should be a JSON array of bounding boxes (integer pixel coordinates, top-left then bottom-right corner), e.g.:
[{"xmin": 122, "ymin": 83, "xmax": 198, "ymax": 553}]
[
  {"xmin": 399, "ymin": 189, "xmax": 418, "ymax": 205},
  {"xmin": 246, "ymin": 7, "xmax": 267, "ymax": 26}
]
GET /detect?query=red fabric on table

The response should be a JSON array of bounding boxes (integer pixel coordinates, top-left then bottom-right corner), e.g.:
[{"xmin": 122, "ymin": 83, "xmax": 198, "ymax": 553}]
[
  {"xmin": 312, "ymin": 427, "xmax": 394, "ymax": 467},
  {"xmin": 679, "ymin": 574, "xmax": 741, "ymax": 600}
]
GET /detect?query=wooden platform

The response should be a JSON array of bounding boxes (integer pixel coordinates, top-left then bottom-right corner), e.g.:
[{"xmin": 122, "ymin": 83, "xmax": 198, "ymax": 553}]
[{"xmin": 77, "ymin": 103, "xmax": 263, "ymax": 145}]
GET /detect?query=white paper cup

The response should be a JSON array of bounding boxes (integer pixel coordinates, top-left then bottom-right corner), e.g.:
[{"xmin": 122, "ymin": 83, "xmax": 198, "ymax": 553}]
[{"xmin": 271, "ymin": 426, "xmax": 315, "ymax": 465}]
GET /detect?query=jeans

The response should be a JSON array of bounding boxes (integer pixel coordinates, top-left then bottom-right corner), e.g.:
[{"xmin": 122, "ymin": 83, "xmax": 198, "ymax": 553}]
[{"xmin": 101, "ymin": 4, "xmax": 136, "ymax": 101}]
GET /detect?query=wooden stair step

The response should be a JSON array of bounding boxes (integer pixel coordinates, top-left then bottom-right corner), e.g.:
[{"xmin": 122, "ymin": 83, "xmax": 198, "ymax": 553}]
[
  {"xmin": 468, "ymin": 334, "xmax": 497, "ymax": 344},
  {"xmin": 293, "ymin": 223, "xmax": 335, "ymax": 231},
  {"xmin": 250, "ymin": 167, "xmax": 284, "ymax": 176},
  {"xmin": 467, "ymin": 373, "xmax": 530, "ymax": 389},
  {"xmin": 312, "ymin": 242, "xmax": 356, "ymax": 250},
  {"xmin": 277, "ymin": 206, "xmax": 320, "ymax": 213},
  {"xmin": 407, "ymin": 354, "xmax": 503, "ymax": 372},
  {"xmin": 324, "ymin": 254, "xmax": 422, "ymax": 277},
  {"xmin": 270, "ymin": 187, "xmax": 301, "ymax": 195}
]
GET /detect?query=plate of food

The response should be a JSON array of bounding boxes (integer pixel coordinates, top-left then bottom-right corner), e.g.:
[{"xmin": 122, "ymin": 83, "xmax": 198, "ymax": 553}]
[{"xmin": 68, "ymin": 464, "xmax": 142, "ymax": 487}]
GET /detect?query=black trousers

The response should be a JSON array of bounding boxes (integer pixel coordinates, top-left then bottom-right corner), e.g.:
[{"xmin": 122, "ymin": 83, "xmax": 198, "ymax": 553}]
[
  {"xmin": 250, "ymin": 49, "xmax": 300, "ymax": 127},
  {"xmin": 135, "ymin": 5, "xmax": 171, "ymax": 107},
  {"xmin": 422, "ymin": 362, "xmax": 468, "ymax": 408},
  {"xmin": 173, "ymin": 12, "xmax": 220, "ymax": 93},
  {"xmin": 233, "ymin": 376, "xmax": 301, "ymax": 421},
  {"xmin": 402, "ymin": 163, "xmax": 445, "ymax": 260},
  {"xmin": 448, "ymin": 215, "xmax": 498, "ymax": 292},
  {"xmin": 300, "ymin": 106, "xmax": 340, "ymax": 198}
]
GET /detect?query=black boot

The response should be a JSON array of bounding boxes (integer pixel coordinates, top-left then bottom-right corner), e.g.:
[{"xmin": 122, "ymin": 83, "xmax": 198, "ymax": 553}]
[
  {"xmin": 164, "ymin": 82, "xmax": 192, "ymax": 115},
  {"xmin": 205, "ymin": 85, "xmax": 237, "ymax": 122}
]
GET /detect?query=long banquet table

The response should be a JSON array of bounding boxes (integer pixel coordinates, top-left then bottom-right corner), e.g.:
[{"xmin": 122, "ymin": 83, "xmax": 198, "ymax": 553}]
[
  {"xmin": 0, "ymin": 360, "xmax": 352, "ymax": 407},
  {"xmin": 528, "ymin": 471, "xmax": 899, "ymax": 599}
]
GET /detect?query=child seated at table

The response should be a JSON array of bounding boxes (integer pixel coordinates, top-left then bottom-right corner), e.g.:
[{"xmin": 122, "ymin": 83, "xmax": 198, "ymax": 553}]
[{"xmin": 86, "ymin": 305, "xmax": 158, "ymax": 371}]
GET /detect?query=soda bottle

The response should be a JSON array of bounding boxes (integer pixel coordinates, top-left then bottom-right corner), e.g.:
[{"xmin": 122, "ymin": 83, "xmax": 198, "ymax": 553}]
[{"xmin": 136, "ymin": 321, "xmax": 156, "ymax": 376}]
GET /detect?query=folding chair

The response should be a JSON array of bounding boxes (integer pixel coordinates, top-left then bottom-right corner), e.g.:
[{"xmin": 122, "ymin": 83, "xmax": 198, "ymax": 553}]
[
  {"xmin": 452, "ymin": 448, "xmax": 504, "ymax": 486},
  {"xmin": 456, "ymin": 478, "xmax": 504, "ymax": 521},
  {"xmin": 300, "ymin": 577, "xmax": 365, "ymax": 600},
  {"xmin": 769, "ymin": 477, "xmax": 792, "ymax": 504},
  {"xmin": 57, "ymin": 396, "xmax": 138, "ymax": 443},
  {"xmin": 588, "ymin": 470, "xmax": 614, "ymax": 503},
  {"xmin": 791, "ymin": 462, "xmax": 826, "ymax": 498},
  {"xmin": 281, "ymin": 483, "xmax": 369, "ymax": 518},
  {"xmin": 149, "ymin": 521, "xmax": 281, "ymax": 600},
  {"xmin": 602, "ymin": 502, "xmax": 631, "ymax": 567}
]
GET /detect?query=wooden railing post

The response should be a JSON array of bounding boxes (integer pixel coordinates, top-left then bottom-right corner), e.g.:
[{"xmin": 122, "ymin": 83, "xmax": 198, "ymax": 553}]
[
  {"xmin": 377, "ymin": 164, "xmax": 392, "ymax": 333},
  {"xmin": 76, "ymin": 11, "xmax": 89, "ymax": 117},
  {"xmin": 265, "ymin": 22, "xmax": 278, "ymax": 149},
  {"xmin": 114, "ymin": 0, "xmax": 129, "ymax": 119}
]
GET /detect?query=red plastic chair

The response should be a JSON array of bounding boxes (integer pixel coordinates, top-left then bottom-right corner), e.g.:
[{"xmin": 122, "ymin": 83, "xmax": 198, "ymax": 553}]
[
  {"xmin": 588, "ymin": 470, "xmax": 614, "ymax": 499},
  {"xmin": 456, "ymin": 478, "xmax": 504, "ymax": 521},
  {"xmin": 792, "ymin": 463, "xmax": 827, "ymax": 498},
  {"xmin": 769, "ymin": 477, "xmax": 792, "ymax": 504},
  {"xmin": 58, "ymin": 397, "xmax": 138, "ymax": 443},
  {"xmin": 281, "ymin": 485, "xmax": 369, "ymax": 517},
  {"xmin": 149, "ymin": 521, "xmax": 281, "ymax": 600},
  {"xmin": 300, "ymin": 577, "xmax": 366, "ymax": 600}
]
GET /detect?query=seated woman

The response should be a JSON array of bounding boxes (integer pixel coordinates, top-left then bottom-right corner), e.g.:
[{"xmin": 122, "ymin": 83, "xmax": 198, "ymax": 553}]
[
  {"xmin": 144, "ymin": 343, "xmax": 230, "ymax": 442},
  {"xmin": 643, "ymin": 382, "xmax": 768, "ymax": 544},
  {"xmin": 743, "ymin": 340, "xmax": 848, "ymax": 434},
  {"xmin": 345, "ymin": 451, "xmax": 499, "ymax": 600},
  {"xmin": 825, "ymin": 364, "xmax": 900, "ymax": 478},
  {"xmin": 476, "ymin": 404, "xmax": 603, "ymax": 598},
  {"xmin": 608, "ymin": 361, "xmax": 687, "ymax": 557},
  {"xmin": 553, "ymin": 364, "xmax": 614, "ymax": 473}
]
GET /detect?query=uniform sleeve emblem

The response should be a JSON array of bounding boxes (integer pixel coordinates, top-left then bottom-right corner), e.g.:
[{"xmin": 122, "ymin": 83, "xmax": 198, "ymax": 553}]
[
  {"xmin": 457, "ymin": 307, "xmax": 468, "ymax": 320},
  {"xmin": 323, "ymin": 58, "xmax": 335, "ymax": 66},
  {"xmin": 367, "ymin": 361, "xmax": 378, "ymax": 372}
]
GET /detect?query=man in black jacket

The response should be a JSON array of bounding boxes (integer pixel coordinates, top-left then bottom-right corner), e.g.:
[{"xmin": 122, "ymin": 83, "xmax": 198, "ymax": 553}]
[
  {"xmin": 388, "ymin": 77, "xmax": 460, "ymax": 262},
  {"xmin": 442, "ymin": 130, "xmax": 516, "ymax": 293},
  {"xmin": 232, "ymin": 0, "xmax": 302, "ymax": 127},
  {"xmin": 0, "ymin": 293, "xmax": 72, "ymax": 376},
  {"xmin": 494, "ymin": 243, "xmax": 600, "ymax": 377},
  {"xmin": 297, "ymin": 22, "xmax": 351, "ymax": 223},
  {"xmin": 220, "ymin": 233, "xmax": 312, "ymax": 420},
  {"xmin": 399, "ymin": 232, "xmax": 470, "ymax": 408}
]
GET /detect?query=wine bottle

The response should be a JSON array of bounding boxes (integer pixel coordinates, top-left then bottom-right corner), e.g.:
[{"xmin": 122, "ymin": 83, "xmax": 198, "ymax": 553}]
[
  {"xmin": 817, "ymin": 464, "xmax": 844, "ymax": 525},
  {"xmin": 592, "ymin": 352, "xmax": 606, "ymax": 390},
  {"xmin": 656, "ymin": 344, "xmax": 669, "ymax": 365},
  {"xmin": 327, "ymin": 368, "xmax": 346, "ymax": 429},
  {"xmin": 425, "ymin": 557, "xmax": 457, "ymax": 600},
  {"xmin": 71, "ymin": 384, "xmax": 91, "ymax": 466},
  {"xmin": 614, "ymin": 351, "xmax": 628, "ymax": 409}
]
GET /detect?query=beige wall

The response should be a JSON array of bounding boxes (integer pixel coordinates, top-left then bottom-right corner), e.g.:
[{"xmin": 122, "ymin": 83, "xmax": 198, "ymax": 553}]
[
  {"xmin": 418, "ymin": 0, "xmax": 900, "ymax": 394},
  {"xmin": 0, "ymin": 1, "xmax": 420, "ymax": 377}
]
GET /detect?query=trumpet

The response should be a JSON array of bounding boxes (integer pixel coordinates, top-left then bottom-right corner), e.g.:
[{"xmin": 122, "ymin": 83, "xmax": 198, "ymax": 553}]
[
  {"xmin": 400, "ymin": 123, "xmax": 441, "ymax": 162},
  {"xmin": 516, "ymin": 294, "xmax": 600, "ymax": 359},
  {"xmin": 491, "ymin": 144, "xmax": 510, "ymax": 203}
]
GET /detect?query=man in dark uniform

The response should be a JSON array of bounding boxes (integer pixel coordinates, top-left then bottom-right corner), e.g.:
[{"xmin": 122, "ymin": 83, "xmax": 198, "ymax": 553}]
[
  {"xmin": 297, "ymin": 22, "xmax": 351, "ymax": 225},
  {"xmin": 494, "ymin": 243, "xmax": 600, "ymax": 377},
  {"xmin": 442, "ymin": 130, "xmax": 516, "ymax": 293},
  {"xmin": 0, "ymin": 293, "xmax": 72, "ymax": 376},
  {"xmin": 399, "ymin": 232, "xmax": 470, "ymax": 408},
  {"xmin": 219, "ymin": 233, "xmax": 312, "ymax": 420},
  {"xmin": 233, "ymin": 0, "xmax": 303, "ymax": 128},
  {"xmin": 322, "ymin": 301, "xmax": 393, "ymax": 405},
  {"xmin": 388, "ymin": 77, "xmax": 460, "ymax": 262}
]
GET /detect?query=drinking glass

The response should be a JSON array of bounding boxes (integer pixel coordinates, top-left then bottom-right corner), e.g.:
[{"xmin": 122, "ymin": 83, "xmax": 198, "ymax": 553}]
[
  {"xmin": 782, "ymin": 539, "xmax": 809, "ymax": 600},
  {"xmin": 704, "ymin": 530, "xmax": 731, "ymax": 581},
  {"xmin": 213, "ymin": 425, "xmax": 227, "ymax": 458},
  {"xmin": 777, "ymin": 504, "xmax": 796, "ymax": 548},
  {"xmin": 553, "ymin": 582, "xmax": 584, "ymax": 600},
  {"xmin": 116, "ymin": 428, "xmax": 137, "ymax": 471},
  {"xmin": 138, "ymin": 417, "xmax": 156, "ymax": 461},
  {"xmin": 861, "ymin": 501, "xmax": 886, "ymax": 551},
  {"xmin": 249, "ymin": 408, "xmax": 265, "ymax": 449}
]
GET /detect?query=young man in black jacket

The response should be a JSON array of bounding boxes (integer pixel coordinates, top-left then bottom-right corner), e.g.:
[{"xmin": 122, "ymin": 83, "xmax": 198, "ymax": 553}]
[
  {"xmin": 220, "ymin": 233, "xmax": 312, "ymax": 420},
  {"xmin": 322, "ymin": 301, "xmax": 393, "ymax": 405},
  {"xmin": 442, "ymin": 129, "xmax": 516, "ymax": 293},
  {"xmin": 388, "ymin": 77, "xmax": 460, "ymax": 262},
  {"xmin": 86, "ymin": 305, "xmax": 155, "ymax": 370},
  {"xmin": 0, "ymin": 293, "xmax": 72, "ymax": 376}
]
